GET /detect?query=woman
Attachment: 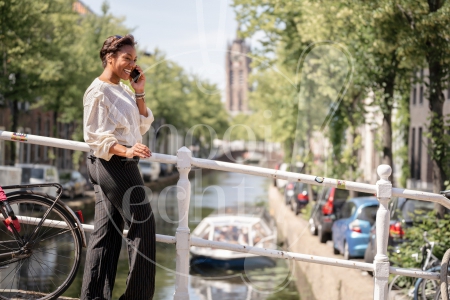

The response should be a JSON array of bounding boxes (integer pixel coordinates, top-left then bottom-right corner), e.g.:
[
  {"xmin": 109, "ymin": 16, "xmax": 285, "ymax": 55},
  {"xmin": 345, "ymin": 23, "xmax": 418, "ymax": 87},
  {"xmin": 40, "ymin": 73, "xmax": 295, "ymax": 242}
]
[{"xmin": 81, "ymin": 34, "xmax": 156, "ymax": 300}]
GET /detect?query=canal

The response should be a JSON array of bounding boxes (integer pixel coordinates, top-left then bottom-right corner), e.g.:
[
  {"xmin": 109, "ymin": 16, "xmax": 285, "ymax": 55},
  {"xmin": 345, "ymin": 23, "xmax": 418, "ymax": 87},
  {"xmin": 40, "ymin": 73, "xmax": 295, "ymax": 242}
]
[{"xmin": 63, "ymin": 169, "xmax": 300, "ymax": 299}]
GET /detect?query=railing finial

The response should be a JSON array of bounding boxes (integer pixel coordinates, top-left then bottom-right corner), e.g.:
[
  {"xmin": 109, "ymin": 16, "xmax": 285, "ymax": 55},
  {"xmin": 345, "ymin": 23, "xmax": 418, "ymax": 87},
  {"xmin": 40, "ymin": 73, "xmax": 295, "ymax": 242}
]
[{"xmin": 377, "ymin": 164, "xmax": 392, "ymax": 182}]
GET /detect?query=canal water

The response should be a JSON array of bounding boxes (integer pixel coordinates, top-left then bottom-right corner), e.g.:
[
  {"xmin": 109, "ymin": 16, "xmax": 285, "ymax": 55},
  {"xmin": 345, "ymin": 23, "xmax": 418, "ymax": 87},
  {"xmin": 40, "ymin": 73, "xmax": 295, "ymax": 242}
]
[{"xmin": 63, "ymin": 170, "xmax": 300, "ymax": 299}]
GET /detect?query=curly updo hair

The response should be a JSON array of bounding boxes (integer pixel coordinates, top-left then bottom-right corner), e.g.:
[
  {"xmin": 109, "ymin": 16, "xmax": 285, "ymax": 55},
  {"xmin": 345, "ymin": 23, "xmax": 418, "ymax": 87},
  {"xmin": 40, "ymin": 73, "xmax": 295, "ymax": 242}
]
[{"xmin": 99, "ymin": 34, "xmax": 137, "ymax": 68}]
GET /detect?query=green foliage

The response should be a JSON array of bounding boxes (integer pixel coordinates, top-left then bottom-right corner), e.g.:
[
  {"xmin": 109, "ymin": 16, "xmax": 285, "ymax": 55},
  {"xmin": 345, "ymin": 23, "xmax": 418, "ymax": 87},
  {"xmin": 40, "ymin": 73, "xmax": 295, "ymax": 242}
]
[{"xmin": 390, "ymin": 211, "xmax": 450, "ymax": 269}]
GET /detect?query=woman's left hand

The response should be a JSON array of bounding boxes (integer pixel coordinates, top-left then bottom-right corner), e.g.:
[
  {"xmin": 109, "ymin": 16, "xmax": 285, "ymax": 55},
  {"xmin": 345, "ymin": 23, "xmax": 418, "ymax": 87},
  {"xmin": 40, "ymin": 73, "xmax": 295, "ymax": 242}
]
[{"xmin": 130, "ymin": 65, "xmax": 146, "ymax": 93}]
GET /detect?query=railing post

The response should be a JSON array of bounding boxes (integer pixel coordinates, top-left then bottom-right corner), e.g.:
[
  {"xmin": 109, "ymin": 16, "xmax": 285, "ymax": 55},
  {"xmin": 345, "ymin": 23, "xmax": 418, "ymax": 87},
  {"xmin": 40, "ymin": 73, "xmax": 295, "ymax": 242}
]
[
  {"xmin": 173, "ymin": 146, "xmax": 192, "ymax": 300},
  {"xmin": 373, "ymin": 165, "xmax": 392, "ymax": 300}
]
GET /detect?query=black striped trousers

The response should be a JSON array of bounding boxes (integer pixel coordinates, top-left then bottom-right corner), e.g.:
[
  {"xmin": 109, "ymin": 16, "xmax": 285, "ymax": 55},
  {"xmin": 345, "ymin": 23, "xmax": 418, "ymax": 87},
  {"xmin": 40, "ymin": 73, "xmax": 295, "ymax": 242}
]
[{"xmin": 80, "ymin": 151, "xmax": 156, "ymax": 300}]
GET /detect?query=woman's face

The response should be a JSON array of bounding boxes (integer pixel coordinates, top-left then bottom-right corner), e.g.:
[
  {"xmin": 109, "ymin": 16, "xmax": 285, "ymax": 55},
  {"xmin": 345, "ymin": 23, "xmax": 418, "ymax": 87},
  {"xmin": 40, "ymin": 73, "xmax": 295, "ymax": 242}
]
[{"xmin": 109, "ymin": 45, "xmax": 137, "ymax": 81}]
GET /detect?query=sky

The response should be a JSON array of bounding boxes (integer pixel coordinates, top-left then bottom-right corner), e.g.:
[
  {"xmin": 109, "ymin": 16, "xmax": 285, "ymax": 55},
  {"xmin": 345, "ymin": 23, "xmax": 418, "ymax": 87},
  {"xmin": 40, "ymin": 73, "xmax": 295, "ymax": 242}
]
[{"xmin": 85, "ymin": 0, "xmax": 245, "ymax": 99}]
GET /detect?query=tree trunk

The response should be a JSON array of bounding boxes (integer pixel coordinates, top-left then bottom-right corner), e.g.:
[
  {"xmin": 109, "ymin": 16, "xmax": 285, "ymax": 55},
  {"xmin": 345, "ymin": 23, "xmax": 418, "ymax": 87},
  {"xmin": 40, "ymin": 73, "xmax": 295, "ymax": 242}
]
[
  {"xmin": 380, "ymin": 54, "xmax": 398, "ymax": 186},
  {"xmin": 427, "ymin": 59, "xmax": 446, "ymax": 217},
  {"xmin": 349, "ymin": 128, "xmax": 359, "ymax": 198},
  {"xmin": 382, "ymin": 78, "xmax": 395, "ymax": 186},
  {"xmin": 52, "ymin": 110, "xmax": 58, "ymax": 137}
]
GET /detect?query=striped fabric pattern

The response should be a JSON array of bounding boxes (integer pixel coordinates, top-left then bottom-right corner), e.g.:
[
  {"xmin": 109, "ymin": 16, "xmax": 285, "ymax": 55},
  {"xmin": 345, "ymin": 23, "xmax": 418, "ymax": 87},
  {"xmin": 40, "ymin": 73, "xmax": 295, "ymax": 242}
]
[{"xmin": 80, "ymin": 151, "xmax": 156, "ymax": 300}]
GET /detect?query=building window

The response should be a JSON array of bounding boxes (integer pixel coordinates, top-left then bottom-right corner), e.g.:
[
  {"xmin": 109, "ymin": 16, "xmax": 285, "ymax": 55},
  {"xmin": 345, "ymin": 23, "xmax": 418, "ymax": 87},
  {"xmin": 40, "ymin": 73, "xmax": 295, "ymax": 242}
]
[
  {"xmin": 417, "ymin": 127, "xmax": 422, "ymax": 180},
  {"xmin": 413, "ymin": 87, "xmax": 416, "ymax": 105},
  {"xmin": 419, "ymin": 86, "xmax": 423, "ymax": 104},
  {"xmin": 239, "ymin": 70, "xmax": 244, "ymax": 85},
  {"xmin": 230, "ymin": 71, "xmax": 234, "ymax": 85},
  {"xmin": 411, "ymin": 127, "xmax": 415, "ymax": 179},
  {"xmin": 238, "ymin": 91, "xmax": 242, "ymax": 111}
]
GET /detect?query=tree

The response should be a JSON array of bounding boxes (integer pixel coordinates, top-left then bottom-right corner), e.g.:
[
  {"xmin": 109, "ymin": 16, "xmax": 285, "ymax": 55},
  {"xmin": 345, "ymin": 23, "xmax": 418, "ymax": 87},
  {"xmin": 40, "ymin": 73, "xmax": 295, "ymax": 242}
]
[
  {"xmin": 396, "ymin": 0, "xmax": 450, "ymax": 215},
  {"xmin": 350, "ymin": 1, "xmax": 414, "ymax": 185},
  {"xmin": 0, "ymin": 0, "xmax": 76, "ymax": 164}
]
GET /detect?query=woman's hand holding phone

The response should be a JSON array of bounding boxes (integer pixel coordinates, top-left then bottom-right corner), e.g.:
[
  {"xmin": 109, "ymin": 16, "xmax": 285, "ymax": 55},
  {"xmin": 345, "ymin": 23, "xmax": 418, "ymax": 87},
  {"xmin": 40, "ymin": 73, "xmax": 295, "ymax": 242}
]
[
  {"xmin": 125, "ymin": 142, "xmax": 151, "ymax": 158},
  {"xmin": 130, "ymin": 65, "xmax": 145, "ymax": 93}
]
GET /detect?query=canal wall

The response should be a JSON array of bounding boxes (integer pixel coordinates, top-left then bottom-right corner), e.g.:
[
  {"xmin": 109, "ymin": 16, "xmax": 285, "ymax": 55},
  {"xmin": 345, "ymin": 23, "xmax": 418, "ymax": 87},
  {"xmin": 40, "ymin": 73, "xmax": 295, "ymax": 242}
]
[{"xmin": 268, "ymin": 186, "xmax": 374, "ymax": 300}]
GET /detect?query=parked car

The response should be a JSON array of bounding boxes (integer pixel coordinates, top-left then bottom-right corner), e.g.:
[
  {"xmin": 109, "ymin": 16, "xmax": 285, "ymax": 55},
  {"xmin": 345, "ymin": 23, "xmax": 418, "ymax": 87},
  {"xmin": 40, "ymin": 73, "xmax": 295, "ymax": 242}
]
[
  {"xmin": 364, "ymin": 197, "xmax": 435, "ymax": 264},
  {"xmin": 138, "ymin": 161, "xmax": 160, "ymax": 182},
  {"xmin": 309, "ymin": 187, "xmax": 373, "ymax": 243},
  {"xmin": 15, "ymin": 164, "xmax": 59, "ymax": 196},
  {"xmin": 286, "ymin": 182, "xmax": 310, "ymax": 215},
  {"xmin": 59, "ymin": 170, "xmax": 88, "ymax": 200},
  {"xmin": 308, "ymin": 187, "xmax": 350, "ymax": 243},
  {"xmin": 160, "ymin": 163, "xmax": 174, "ymax": 177},
  {"xmin": 332, "ymin": 197, "xmax": 379, "ymax": 259}
]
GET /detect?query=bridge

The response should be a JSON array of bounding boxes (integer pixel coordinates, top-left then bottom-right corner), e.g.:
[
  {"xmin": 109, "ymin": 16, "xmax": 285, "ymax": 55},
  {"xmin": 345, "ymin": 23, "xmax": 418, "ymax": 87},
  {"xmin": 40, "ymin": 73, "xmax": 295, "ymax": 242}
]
[{"xmin": 0, "ymin": 130, "xmax": 449, "ymax": 300}]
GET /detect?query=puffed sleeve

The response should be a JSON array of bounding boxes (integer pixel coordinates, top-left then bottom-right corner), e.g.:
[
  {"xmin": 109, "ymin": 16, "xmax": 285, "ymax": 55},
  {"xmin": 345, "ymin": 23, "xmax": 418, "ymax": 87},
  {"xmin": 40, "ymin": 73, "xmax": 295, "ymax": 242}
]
[
  {"xmin": 139, "ymin": 108, "xmax": 154, "ymax": 135},
  {"xmin": 83, "ymin": 90, "xmax": 118, "ymax": 161}
]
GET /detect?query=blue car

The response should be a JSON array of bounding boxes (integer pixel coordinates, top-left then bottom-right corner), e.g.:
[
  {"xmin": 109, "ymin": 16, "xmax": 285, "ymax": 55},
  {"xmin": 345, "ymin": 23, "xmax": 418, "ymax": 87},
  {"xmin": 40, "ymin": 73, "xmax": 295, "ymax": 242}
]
[{"xmin": 332, "ymin": 197, "xmax": 379, "ymax": 260}]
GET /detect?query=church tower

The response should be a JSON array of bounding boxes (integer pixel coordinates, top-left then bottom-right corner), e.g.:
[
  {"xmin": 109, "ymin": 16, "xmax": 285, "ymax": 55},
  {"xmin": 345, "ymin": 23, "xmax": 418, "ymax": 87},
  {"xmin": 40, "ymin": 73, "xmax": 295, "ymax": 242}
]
[{"xmin": 225, "ymin": 34, "xmax": 251, "ymax": 115}]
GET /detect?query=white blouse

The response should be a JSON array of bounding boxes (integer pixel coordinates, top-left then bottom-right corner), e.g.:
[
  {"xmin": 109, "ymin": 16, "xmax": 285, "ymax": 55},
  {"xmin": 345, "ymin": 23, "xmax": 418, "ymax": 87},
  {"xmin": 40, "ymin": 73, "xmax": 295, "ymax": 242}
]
[{"xmin": 83, "ymin": 78, "xmax": 154, "ymax": 161}]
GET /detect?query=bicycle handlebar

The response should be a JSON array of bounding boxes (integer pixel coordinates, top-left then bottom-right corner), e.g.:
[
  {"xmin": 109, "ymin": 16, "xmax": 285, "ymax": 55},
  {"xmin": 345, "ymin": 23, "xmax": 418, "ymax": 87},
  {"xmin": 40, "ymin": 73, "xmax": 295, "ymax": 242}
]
[
  {"xmin": 440, "ymin": 190, "xmax": 450, "ymax": 199},
  {"xmin": 423, "ymin": 231, "xmax": 431, "ymax": 245}
]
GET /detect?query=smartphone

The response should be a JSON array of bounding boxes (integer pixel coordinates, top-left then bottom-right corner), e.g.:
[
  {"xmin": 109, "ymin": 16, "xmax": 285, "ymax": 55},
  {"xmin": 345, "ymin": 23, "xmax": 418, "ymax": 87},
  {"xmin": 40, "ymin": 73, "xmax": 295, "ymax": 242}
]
[{"xmin": 130, "ymin": 68, "xmax": 141, "ymax": 83}]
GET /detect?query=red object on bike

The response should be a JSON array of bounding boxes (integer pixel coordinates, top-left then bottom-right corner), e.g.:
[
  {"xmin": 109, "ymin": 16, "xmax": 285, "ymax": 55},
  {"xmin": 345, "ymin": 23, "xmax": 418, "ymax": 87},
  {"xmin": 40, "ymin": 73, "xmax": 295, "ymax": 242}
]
[
  {"xmin": 3, "ymin": 217, "xmax": 21, "ymax": 233},
  {"xmin": 0, "ymin": 187, "xmax": 7, "ymax": 201},
  {"xmin": 389, "ymin": 222, "xmax": 404, "ymax": 239},
  {"xmin": 75, "ymin": 210, "xmax": 84, "ymax": 223},
  {"xmin": 297, "ymin": 192, "xmax": 308, "ymax": 201}
]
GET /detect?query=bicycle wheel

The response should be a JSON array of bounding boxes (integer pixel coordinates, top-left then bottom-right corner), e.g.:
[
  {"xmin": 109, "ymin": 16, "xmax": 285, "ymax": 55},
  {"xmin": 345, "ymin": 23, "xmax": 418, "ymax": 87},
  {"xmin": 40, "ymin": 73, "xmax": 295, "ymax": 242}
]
[
  {"xmin": 414, "ymin": 277, "xmax": 439, "ymax": 300},
  {"xmin": 0, "ymin": 194, "xmax": 82, "ymax": 299},
  {"xmin": 440, "ymin": 248, "xmax": 450, "ymax": 300},
  {"xmin": 389, "ymin": 274, "xmax": 415, "ymax": 298}
]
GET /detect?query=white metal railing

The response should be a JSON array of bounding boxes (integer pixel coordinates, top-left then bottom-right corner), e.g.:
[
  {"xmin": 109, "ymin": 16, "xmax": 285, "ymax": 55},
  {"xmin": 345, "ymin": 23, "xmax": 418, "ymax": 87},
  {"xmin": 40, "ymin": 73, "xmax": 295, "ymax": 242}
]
[{"xmin": 1, "ymin": 130, "xmax": 449, "ymax": 300}]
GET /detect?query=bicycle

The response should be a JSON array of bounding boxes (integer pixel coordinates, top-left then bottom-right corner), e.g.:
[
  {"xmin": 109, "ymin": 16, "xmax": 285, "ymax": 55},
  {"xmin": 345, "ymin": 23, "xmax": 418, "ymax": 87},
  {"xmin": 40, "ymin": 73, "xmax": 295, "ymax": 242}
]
[
  {"xmin": 412, "ymin": 234, "xmax": 441, "ymax": 300},
  {"xmin": 410, "ymin": 190, "xmax": 450, "ymax": 300},
  {"xmin": 388, "ymin": 231, "xmax": 441, "ymax": 299},
  {"xmin": 0, "ymin": 183, "xmax": 86, "ymax": 299}
]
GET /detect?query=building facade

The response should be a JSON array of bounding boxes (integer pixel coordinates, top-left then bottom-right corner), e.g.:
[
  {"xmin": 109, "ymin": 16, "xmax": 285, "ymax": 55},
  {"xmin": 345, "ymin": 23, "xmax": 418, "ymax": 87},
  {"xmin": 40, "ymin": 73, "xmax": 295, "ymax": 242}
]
[
  {"xmin": 225, "ymin": 38, "xmax": 252, "ymax": 115},
  {"xmin": 409, "ymin": 69, "xmax": 450, "ymax": 191},
  {"xmin": 0, "ymin": 104, "xmax": 79, "ymax": 170}
]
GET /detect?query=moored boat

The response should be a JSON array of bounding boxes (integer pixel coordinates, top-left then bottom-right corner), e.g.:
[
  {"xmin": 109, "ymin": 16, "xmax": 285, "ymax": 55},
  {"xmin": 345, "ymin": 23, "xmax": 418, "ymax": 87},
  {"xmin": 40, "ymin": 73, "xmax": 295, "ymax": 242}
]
[{"xmin": 190, "ymin": 207, "xmax": 277, "ymax": 270}]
